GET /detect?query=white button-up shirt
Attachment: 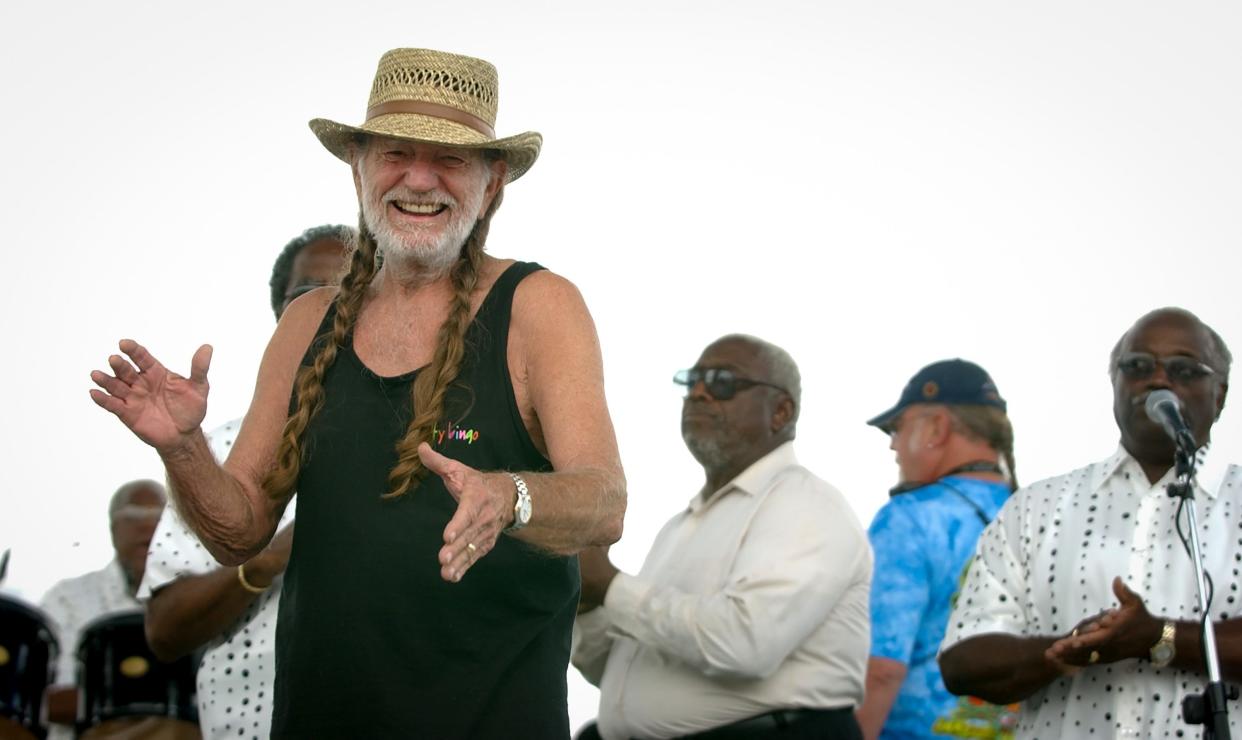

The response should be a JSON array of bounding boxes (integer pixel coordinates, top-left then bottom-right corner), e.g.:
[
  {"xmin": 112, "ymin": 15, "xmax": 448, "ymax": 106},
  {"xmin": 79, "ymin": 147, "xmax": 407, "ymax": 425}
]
[
  {"xmin": 573, "ymin": 442, "xmax": 872, "ymax": 739},
  {"xmin": 942, "ymin": 444, "xmax": 1242, "ymax": 739}
]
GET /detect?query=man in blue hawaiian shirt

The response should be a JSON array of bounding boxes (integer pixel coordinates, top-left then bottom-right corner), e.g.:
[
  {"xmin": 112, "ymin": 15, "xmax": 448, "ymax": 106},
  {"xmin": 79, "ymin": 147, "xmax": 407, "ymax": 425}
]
[{"xmin": 856, "ymin": 360, "xmax": 1018, "ymax": 740}]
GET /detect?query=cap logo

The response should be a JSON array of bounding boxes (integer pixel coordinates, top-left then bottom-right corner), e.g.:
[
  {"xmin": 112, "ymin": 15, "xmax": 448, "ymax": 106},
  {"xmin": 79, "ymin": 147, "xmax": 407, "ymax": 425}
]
[{"xmin": 922, "ymin": 381, "xmax": 939, "ymax": 399}]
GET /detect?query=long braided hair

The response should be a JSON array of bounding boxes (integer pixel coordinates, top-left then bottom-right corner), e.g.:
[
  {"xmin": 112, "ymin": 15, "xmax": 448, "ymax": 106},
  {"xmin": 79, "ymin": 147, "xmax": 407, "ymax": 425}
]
[
  {"xmin": 947, "ymin": 405, "xmax": 1019, "ymax": 491},
  {"xmin": 263, "ymin": 149, "xmax": 505, "ymax": 502}
]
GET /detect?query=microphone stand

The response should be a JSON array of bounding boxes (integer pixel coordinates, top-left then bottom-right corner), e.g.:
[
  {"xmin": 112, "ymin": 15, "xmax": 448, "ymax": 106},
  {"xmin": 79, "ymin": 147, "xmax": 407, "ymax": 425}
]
[{"xmin": 1169, "ymin": 432, "xmax": 1235, "ymax": 738}]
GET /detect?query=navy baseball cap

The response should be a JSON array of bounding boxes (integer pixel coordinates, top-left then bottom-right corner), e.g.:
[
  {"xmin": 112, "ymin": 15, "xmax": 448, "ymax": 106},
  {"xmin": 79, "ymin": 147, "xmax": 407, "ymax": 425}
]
[{"xmin": 867, "ymin": 359, "xmax": 1007, "ymax": 433}]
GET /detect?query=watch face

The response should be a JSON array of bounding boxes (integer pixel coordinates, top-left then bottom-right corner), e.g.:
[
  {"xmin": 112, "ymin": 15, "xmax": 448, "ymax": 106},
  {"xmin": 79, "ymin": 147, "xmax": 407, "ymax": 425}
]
[
  {"xmin": 1152, "ymin": 644, "xmax": 1174, "ymax": 664},
  {"xmin": 517, "ymin": 496, "xmax": 532, "ymax": 524}
]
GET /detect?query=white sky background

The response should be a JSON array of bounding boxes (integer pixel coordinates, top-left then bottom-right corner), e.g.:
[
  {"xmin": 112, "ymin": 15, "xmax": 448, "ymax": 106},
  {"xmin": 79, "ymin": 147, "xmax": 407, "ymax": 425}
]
[{"xmin": 2, "ymin": 0, "xmax": 1240, "ymax": 732}]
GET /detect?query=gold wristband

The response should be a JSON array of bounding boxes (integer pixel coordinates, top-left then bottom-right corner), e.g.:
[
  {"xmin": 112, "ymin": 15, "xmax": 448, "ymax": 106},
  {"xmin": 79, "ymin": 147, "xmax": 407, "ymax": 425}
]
[{"xmin": 237, "ymin": 563, "xmax": 269, "ymax": 594}]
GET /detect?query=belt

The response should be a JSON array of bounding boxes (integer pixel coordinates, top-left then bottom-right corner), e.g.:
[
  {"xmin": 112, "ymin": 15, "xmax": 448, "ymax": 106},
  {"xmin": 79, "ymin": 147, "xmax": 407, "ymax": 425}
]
[{"xmin": 675, "ymin": 706, "xmax": 858, "ymax": 739}]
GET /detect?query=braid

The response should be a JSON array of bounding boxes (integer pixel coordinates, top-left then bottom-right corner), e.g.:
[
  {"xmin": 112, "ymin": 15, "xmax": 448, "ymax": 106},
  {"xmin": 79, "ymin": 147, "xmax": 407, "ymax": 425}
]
[
  {"xmin": 947, "ymin": 405, "xmax": 1019, "ymax": 492},
  {"xmin": 262, "ymin": 213, "xmax": 380, "ymax": 501},
  {"xmin": 383, "ymin": 189, "xmax": 505, "ymax": 499}
]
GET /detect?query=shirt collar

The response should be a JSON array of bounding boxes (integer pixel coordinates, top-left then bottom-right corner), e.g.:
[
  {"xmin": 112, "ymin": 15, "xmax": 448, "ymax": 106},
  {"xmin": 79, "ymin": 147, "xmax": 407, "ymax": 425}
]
[
  {"xmin": 688, "ymin": 441, "xmax": 799, "ymax": 513},
  {"xmin": 1094, "ymin": 443, "xmax": 1224, "ymax": 500}
]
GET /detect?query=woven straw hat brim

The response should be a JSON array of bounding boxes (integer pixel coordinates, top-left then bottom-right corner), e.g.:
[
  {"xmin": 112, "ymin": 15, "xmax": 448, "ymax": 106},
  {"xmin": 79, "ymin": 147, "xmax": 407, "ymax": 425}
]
[{"xmin": 309, "ymin": 115, "xmax": 541, "ymax": 183}]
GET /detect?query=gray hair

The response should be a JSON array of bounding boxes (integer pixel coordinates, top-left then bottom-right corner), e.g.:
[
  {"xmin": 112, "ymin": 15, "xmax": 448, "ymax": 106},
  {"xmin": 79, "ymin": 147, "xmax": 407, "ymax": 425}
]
[{"xmin": 715, "ymin": 333, "xmax": 802, "ymax": 426}]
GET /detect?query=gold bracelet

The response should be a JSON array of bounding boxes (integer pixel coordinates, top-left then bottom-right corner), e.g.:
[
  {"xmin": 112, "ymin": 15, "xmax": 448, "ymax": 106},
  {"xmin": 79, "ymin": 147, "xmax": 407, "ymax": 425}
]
[{"xmin": 237, "ymin": 563, "xmax": 269, "ymax": 594}]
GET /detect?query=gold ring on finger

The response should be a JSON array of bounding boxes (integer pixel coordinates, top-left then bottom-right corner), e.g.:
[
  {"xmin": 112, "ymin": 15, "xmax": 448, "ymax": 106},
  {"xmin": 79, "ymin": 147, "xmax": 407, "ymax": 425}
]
[
  {"xmin": 467, "ymin": 542, "xmax": 477, "ymax": 554},
  {"xmin": 1089, "ymin": 650, "xmax": 1100, "ymax": 664},
  {"xmin": 1071, "ymin": 628, "xmax": 1078, "ymax": 637}
]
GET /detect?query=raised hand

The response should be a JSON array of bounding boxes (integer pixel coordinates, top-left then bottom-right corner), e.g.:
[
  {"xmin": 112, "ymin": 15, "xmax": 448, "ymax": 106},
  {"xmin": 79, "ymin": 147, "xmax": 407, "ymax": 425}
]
[
  {"xmin": 418, "ymin": 443, "xmax": 516, "ymax": 583},
  {"xmin": 89, "ymin": 339, "xmax": 213, "ymax": 452}
]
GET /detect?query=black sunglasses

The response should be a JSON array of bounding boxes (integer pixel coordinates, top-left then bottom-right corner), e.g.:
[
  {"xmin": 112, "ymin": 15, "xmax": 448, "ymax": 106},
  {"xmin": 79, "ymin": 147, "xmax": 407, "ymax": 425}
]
[
  {"xmin": 673, "ymin": 367, "xmax": 787, "ymax": 401},
  {"xmin": 1116, "ymin": 352, "xmax": 1216, "ymax": 384}
]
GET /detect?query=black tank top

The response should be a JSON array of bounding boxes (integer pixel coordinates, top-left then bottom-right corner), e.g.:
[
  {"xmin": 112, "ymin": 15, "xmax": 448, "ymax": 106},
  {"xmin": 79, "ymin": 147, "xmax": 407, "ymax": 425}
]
[{"xmin": 272, "ymin": 262, "xmax": 576, "ymax": 739}]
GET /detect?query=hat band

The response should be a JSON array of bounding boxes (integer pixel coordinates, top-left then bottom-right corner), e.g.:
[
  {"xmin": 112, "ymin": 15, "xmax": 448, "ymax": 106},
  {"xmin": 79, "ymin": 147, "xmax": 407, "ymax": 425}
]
[{"xmin": 365, "ymin": 100, "xmax": 497, "ymax": 139}]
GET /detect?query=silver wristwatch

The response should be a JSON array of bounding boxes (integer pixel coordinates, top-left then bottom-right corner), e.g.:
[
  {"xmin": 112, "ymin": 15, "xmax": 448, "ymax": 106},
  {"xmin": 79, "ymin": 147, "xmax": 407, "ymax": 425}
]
[
  {"xmin": 1149, "ymin": 620, "xmax": 1176, "ymax": 668},
  {"xmin": 505, "ymin": 473, "xmax": 531, "ymax": 532}
]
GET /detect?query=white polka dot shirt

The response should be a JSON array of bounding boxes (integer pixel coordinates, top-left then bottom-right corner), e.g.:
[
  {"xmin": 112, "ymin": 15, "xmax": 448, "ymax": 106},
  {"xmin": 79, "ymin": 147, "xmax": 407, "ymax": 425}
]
[{"xmin": 942, "ymin": 444, "xmax": 1242, "ymax": 738}]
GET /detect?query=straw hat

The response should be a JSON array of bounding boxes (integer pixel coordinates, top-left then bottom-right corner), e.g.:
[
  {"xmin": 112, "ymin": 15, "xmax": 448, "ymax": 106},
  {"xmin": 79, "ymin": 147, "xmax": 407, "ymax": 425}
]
[{"xmin": 309, "ymin": 48, "xmax": 541, "ymax": 183}]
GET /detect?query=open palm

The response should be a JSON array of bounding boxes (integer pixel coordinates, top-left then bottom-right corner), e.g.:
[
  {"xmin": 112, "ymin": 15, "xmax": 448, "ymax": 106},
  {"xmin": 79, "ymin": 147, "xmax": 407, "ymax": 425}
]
[{"xmin": 90, "ymin": 339, "xmax": 213, "ymax": 451}]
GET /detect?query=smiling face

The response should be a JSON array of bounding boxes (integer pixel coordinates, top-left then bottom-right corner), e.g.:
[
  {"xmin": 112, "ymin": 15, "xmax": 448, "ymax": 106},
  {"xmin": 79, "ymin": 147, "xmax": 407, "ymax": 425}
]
[
  {"xmin": 1112, "ymin": 310, "xmax": 1229, "ymax": 468},
  {"xmin": 354, "ymin": 136, "xmax": 505, "ymax": 274}
]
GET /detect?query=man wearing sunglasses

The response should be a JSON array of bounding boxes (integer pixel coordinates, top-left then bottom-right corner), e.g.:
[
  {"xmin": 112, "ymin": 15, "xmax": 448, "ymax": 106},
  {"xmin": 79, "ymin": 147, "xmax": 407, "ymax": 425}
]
[
  {"xmin": 573, "ymin": 334, "xmax": 871, "ymax": 739},
  {"xmin": 136, "ymin": 225, "xmax": 350, "ymax": 740},
  {"xmin": 940, "ymin": 307, "xmax": 1242, "ymax": 738}
]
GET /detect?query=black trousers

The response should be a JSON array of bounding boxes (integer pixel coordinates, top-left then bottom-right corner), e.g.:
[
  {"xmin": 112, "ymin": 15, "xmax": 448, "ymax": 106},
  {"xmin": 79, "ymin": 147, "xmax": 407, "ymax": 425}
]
[{"xmin": 575, "ymin": 707, "xmax": 863, "ymax": 740}]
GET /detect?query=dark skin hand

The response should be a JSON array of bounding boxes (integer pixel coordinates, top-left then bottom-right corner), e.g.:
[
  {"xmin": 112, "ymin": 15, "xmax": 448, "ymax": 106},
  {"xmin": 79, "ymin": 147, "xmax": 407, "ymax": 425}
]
[
  {"xmin": 1045, "ymin": 578, "xmax": 1163, "ymax": 667},
  {"xmin": 940, "ymin": 596, "xmax": 1144, "ymax": 705},
  {"xmin": 44, "ymin": 686, "xmax": 77, "ymax": 725},
  {"xmin": 942, "ymin": 577, "xmax": 1242, "ymax": 704},
  {"xmin": 1048, "ymin": 577, "xmax": 1242, "ymax": 683},
  {"xmin": 578, "ymin": 545, "xmax": 619, "ymax": 613}
]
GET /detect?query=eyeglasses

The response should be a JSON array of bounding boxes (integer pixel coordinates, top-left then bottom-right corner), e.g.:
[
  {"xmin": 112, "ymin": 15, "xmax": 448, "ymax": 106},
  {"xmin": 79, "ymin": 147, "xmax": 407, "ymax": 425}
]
[
  {"xmin": 673, "ymin": 367, "xmax": 787, "ymax": 401},
  {"xmin": 1116, "ymin": 352, "xmax": 1216, "ymax": 384}
]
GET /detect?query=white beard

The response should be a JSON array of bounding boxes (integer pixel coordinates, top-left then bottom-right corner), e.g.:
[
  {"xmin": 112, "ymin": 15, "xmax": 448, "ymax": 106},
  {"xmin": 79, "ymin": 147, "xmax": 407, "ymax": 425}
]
[
  {"xmin": 361, "ymin": 178, "xmax": 488, "ymax": 276},
  {"xmin": 682, "ymin": 428, "xmax": 731, "ymax": 471}
]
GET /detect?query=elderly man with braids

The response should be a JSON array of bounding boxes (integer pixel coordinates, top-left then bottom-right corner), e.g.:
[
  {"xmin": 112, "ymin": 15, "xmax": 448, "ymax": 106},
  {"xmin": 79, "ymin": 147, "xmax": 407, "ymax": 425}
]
[
  {"xmin": 855, "ymin": 359, "xmax": 1017, "ymax": 740},
  {"xmin": 89, "ymin": 48, "xmax": 626, "ymax": 739}
]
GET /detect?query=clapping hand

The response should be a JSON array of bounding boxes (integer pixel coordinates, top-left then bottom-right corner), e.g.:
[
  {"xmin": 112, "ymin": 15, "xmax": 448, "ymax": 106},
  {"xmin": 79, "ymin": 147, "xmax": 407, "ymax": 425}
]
[{"xmin": 1046, "ymin": 577, "xmax": 1163, "ymax": 668}]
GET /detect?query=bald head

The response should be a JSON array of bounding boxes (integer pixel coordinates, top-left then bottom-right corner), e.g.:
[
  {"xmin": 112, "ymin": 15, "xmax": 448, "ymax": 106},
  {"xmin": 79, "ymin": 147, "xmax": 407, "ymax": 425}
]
[
  {"xmin": 108, "ymin": 479, "xmax": 166, "ymax": 591},
  {"xmin": 1110, "ymin": 307, "xmax": 1230, "ymax": 481},
  {"xmin": 1110, "ymin": 307, "xmax": 1232, "ymax": 381},
  {"xmin": 108, "ymin": 479, "xmax": 166, "ymax": 519}
]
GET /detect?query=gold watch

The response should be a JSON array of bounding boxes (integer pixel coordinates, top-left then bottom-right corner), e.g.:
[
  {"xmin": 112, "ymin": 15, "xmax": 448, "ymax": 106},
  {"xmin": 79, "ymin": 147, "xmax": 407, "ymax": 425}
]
[{"xmin": 1149, "ymin": 620, "xmax": 1176, "ymax": 668}]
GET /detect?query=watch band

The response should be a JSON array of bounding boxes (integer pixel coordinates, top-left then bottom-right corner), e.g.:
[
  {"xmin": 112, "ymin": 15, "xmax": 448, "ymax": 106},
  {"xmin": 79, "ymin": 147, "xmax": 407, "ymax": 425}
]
[
  {"xmin": 1149, "ymin": 620, "xmax": 1176, "ymax": 668},
  {"xmin": 505, "ymin": 472, "xmax": 531, "ymax": 532}
]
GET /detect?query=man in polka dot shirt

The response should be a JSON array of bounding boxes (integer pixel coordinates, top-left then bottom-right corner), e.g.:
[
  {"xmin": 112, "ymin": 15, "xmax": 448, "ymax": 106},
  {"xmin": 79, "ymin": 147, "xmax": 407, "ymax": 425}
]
[
  {"xmin": 939, "ymin": 307, "xmax": 1240, "ymax": 738},
  {"xmin": 136, "ymin": 226, "xmax": 350, "ymax": 740}
]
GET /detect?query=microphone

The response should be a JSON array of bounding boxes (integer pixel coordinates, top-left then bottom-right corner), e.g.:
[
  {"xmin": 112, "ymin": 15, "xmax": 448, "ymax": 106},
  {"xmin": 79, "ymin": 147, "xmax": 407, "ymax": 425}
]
[{"xmin": 1144, "ymin": 389, "xmax": 1195, "ymax": 447}]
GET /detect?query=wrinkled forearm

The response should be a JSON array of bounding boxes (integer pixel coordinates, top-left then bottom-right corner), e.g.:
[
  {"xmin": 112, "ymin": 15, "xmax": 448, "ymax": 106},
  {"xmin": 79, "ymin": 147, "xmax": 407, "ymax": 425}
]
[
  {"xmin": 159, "ymin": 430, "xmax": 279, "ymax": 564},
  {"xmin": 940, "ymin": 634, "xmax": 1064, "ymax": 704},
  {"xmin": 511, "ymin": 466, "xmax": 626, "ymax": 554}
]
